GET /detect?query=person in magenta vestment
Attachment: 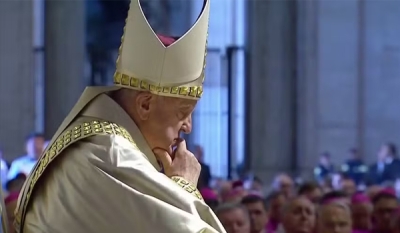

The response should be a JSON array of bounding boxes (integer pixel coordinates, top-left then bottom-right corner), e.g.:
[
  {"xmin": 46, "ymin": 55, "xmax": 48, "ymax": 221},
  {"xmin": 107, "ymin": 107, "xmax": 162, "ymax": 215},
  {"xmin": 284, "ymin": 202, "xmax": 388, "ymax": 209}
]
[
  {"xmin": 266, "ymin": 192, "xmax": 286, "ymax": 233},
  {"xmin": 350, "ymin": 193, "xmax": 372, "ymax": 233},
  {"xmin": 371, "ymin": 188, "xmax": 398, "ymax": 233}
]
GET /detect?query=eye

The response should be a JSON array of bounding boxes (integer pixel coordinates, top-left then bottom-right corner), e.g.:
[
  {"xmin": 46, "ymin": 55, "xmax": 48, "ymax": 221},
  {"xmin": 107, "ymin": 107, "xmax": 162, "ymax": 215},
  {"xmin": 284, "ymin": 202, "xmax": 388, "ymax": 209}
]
[
  {"xmin": 176, "ymin": 111, "xmax": 185, "ymax": 120},
  {"xmin": 177, "ymin": 106, "xmax": 193, "ymax": 119}
]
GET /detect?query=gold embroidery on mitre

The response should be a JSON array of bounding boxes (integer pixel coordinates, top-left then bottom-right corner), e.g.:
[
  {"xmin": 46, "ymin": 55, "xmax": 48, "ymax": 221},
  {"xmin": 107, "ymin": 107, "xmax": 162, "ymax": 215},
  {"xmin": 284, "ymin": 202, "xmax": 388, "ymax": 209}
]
[
  {"xmin": 113, "ymin": 72, "xmax": 204, "ymax": 99},
  {"xmin": 15, "ymin": 120, "xmax": 137, "ymax": 231}
]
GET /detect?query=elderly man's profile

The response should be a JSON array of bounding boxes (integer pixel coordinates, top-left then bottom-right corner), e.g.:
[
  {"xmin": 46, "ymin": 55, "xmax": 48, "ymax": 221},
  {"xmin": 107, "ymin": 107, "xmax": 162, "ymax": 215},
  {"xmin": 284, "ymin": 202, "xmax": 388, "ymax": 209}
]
[{"xmin": 12, "ymin": 0, "xmax": 226, "ymax": 232}]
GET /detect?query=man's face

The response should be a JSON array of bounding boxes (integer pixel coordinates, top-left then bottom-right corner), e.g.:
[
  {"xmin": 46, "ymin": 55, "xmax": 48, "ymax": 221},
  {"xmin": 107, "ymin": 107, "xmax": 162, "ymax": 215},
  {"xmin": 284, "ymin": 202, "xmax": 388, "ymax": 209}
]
[
  {"xmin": 251, "ymin": 181, "xmax": 263, "ymax": 192},
  {"xmin": 378, "ymin": 145, "xmax": 390, "ymax": 160},
  {"xmin": 141, "ymin": 94, "xmax": 197, "ymax": 154},
  {"xmin": 318, "ymin": 205, "xmax": 352, "ymax": 233},
  {"xmin": 26, "ymin": 136, "xmax": 45, "ymax": 158},
  {"xmin": 283, "ymin": 198, "xmax": 315, "ymax": 233},
  {"xmin": 217, "ymin": 208, "xmax": 251, "ymax": 233},
  {"xmin": 278, "ymin": 176, "xmax": 293, "ymax": 197},
  {"xmin": 373, "ymin": 197, "xmax": 399, "ymax": 231},
  {"xmin": 351, "ymin": 203, "xmax": 372, "ymax": 230},
  {"xmin": 243, "ymin": 201, "xmax": 268, "ymax": 233},
  {"xmin": 306, "ymin": 188, "xmax": 323, "ymax": 204},
  {"xmin": 269, "ymin": 194, "xmax": 286, "ymax": 220},
  {"xmin": 340, "ymin": 179, "xmax": 356, "ymax": 196}
]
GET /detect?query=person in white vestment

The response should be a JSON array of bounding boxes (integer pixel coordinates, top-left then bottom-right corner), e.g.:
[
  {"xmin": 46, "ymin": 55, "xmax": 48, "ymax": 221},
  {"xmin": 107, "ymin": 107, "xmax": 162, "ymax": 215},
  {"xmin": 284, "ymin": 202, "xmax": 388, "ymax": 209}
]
[{"xmin": 13, "ymin": 0, "xmax": 226, "ymax": 232}]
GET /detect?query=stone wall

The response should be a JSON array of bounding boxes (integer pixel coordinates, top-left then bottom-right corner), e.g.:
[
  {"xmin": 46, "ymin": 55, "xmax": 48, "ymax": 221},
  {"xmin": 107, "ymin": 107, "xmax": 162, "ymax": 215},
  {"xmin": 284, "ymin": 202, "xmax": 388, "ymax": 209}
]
[
  {"xmin": 247, "ymin": 0, "xmax": 400, "ymax": 182},
  {"xmin": 0, "ymin": 0, "xmax": 85, "ymax": 160},
  {"xmin": 0, "ymin": 0, "xmax": 35, "ymax": 160}
]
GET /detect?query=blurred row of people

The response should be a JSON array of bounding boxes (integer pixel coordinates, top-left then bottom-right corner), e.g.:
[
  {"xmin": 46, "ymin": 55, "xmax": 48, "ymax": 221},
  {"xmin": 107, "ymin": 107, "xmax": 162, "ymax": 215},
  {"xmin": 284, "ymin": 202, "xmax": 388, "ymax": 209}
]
[
  {"xmin": 0, "ymin": 133, "xmax": 48, "ymax": 191},
  {"xmin": 314, "ymin": 143, "xmax": 400, "ymax": 187},
  {"xmin": 202, "ymin": 172, "xmax": 400, "ymax": 233}
]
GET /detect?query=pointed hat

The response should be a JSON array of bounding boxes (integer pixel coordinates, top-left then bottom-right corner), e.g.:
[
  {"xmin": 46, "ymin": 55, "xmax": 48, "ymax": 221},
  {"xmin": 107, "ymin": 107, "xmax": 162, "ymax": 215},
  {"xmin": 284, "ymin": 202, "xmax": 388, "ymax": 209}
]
[{"xmin": 113, "ymin": 0, "xmax": 210, "ymax": 99}]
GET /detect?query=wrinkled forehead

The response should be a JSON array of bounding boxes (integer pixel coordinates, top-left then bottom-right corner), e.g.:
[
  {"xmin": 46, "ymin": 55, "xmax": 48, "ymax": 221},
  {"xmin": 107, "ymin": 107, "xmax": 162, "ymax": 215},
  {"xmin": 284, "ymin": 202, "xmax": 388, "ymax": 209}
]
[
  {"xmin": 319, "ymin": 203, "xmax": 351, "ymax": 219},
  {"xmin": 292, "ymin": 198, "xmax": 314, "ymax": 209},
  {"xmin": 160, "ymin": 94, "xmax": 197, "ymax": 106},
  {"xmin": 218, "ymin": 207, "xmax": 247, "ymax": 219},
  {"xmin": 179, "ymin": 99, "xmax": 198, "ymax": 108},
  {"xmin": 283, "ymin": 197, "xmax": 314, "ymax": 214}
]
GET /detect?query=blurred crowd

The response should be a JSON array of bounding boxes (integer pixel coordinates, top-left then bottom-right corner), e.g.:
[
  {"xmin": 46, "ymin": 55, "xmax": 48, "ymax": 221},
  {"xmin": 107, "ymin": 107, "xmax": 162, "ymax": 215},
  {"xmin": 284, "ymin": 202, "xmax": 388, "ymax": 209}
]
[
  {"xmin": 208, "ymin": 179, "xmax": 399, "ymax": 233},
  {"xmin": 1, "ymin": 134, "xmax": 400, "ymax": 233}
]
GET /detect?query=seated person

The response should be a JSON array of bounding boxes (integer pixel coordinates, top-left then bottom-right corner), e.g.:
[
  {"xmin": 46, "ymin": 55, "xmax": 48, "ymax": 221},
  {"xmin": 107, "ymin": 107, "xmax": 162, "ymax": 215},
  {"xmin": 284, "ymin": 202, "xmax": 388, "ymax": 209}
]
[
  {"xmin": 281, "ymin": 196, "xmax": 315, "ymax": 233},
  {"xmin": 297, "ymin": 182, "xmax": 323, "ymax": 204},
  {"xmin": 350, "ymin": 193, "xmax": 372, "ymax": 233},
  {"xmin": 371, "ymin": 188, "xmax": 398, "ymax": 233},
  {"xmin": 241, "ymin": 194, "xmax": 268, "ymax": 233},
  {"xmin": 215, "ymin": 202, "xmax": 251, "ymax": 233},
  {"xmin": 317, "ymin": 201, "xmax": 352, "ymax": 233},
  {"xmin": 320, "ymin": 190, "xmax": 350, "ymax": 205}
]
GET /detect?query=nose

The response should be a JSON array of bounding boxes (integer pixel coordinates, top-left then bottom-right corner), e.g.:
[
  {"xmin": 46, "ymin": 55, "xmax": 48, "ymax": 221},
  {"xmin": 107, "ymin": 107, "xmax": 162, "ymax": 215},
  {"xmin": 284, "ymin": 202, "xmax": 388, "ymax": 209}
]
[{"xmin": 181, "ymin": 114, "xmax": 192, "ymax": 134}]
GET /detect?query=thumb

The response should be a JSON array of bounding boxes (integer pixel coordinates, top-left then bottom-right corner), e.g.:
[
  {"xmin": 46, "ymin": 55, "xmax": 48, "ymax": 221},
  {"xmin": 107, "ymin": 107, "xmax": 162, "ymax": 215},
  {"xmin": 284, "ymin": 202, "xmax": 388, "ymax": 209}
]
[
  {"xmin": 175, "ymin": 139, "xmax": 187, "ymax": 153},
  {"xmin": 153, "ymin": 148, "xmax": 173, "ymax": 167}
]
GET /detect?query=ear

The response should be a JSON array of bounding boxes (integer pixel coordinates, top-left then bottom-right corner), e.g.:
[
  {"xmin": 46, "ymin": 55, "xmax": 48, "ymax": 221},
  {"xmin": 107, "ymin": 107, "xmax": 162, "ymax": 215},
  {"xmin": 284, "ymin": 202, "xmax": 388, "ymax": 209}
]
[{"xmin": 135, "ymin": 92, "xmax": 153, "ymax": 120}]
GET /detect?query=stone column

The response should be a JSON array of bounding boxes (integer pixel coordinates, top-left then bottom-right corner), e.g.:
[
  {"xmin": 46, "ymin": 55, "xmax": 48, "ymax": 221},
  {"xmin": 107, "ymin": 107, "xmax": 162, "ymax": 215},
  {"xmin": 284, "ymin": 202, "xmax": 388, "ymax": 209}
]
[
  {"xmin": 361, "ymin": 0, "xmax": 400, "ymax": 161},
  {"xmin": 44, "ymin": 0, "xmax": 86, "ymax": 137},
  {"xmin": 0, "ymin": 1, "xmax": 35, "ymax": 160},
  {"xmin": 295, "ymin": 0, "xmax": 320, "ymax": 177},
  {"xmin": 296, "ymin": 0, "xmax": 362, "ymax": 176},
  {"xmin": 246, "ymin": 0, "xmax": 297, "ymax": 182}
]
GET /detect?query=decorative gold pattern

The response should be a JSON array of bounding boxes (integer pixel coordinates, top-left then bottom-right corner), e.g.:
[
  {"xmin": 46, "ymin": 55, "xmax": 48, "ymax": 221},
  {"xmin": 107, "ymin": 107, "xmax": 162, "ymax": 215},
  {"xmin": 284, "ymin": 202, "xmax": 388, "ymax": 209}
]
[
  {"xmin": 113, "ymin": 72, "xmax": 204, "ymax": 99},
  {"xmin": 15, "ymin": 120, "xmax": 136, "ymax": 231},
  {"xmin": 171, "ymin": 176, "xmax": 203, "ymax": 201}
]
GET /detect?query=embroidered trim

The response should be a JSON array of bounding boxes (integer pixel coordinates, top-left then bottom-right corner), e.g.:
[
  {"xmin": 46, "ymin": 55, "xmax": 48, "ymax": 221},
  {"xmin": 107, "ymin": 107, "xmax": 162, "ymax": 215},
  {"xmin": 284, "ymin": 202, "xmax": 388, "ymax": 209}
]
[
  {"xmin": 15, "ymin": 120, "xmax": 135, "ymax": 232},
  {"xmin": 171, "ymin": 176, "xmax": 203, "ymax": 201}
]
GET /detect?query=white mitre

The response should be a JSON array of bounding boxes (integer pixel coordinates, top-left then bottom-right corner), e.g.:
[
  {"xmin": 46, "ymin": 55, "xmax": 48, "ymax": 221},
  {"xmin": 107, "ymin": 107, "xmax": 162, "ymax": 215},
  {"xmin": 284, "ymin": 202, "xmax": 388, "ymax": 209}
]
[{"xmin": 113, "ymin": 0, "xmax": 210, "ymax": 100}]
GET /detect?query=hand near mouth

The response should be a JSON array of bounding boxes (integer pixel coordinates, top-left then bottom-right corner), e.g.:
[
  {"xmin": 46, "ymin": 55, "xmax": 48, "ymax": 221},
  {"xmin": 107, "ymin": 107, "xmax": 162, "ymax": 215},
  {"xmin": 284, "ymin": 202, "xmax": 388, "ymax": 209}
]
[{"xmin": 153, "ymin": 139, "xmax": 201, "ymax": 186}]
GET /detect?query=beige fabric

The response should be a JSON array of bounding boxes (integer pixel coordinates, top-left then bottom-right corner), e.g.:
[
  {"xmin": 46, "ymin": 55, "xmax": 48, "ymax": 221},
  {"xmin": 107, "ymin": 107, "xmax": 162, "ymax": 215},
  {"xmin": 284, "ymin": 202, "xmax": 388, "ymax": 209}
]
[
  {"xmin": 19, "ymin": 92, "xmax": 226, "ymax": 233},
  {"xmin": 16, "ymin": 86, "xmax": 119, "ymax": 215},
  {"xmin": 116, "ymin": 0, "xmax": 209, "ymax": 91}
]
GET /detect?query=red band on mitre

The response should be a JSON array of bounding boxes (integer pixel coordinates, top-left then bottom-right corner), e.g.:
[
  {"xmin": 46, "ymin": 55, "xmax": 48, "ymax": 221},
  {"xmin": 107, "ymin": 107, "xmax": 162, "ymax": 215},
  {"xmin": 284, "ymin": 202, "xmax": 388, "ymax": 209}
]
[
  {"xmin": 157, "ymin": 34, "xmax": 176, "ymax": 46},
  {"xmin": 5, "ymin": 192, "xmax": 19, "ymax": 204},
  {"xmin": 351, "ymin": 193, "xmax": 370, "ymax": 204}
]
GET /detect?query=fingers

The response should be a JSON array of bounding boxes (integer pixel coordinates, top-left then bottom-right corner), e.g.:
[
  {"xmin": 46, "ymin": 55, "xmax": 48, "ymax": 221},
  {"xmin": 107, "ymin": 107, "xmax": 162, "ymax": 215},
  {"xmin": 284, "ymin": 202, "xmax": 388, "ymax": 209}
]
[
  {"xmin": 153, "ymin": 148, "xmax": 173, "ymax": 167},
  {"xmin": 175, "ymin": 139, "xmax": 187, "ymax": 154}
]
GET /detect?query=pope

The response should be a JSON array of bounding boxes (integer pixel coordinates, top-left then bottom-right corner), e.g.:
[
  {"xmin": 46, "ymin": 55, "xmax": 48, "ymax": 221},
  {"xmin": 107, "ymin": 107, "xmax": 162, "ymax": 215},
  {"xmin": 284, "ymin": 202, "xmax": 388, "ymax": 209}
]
[{"xmin": 13, "ymin": 0, "xmax": 226, "ymax": 232}]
